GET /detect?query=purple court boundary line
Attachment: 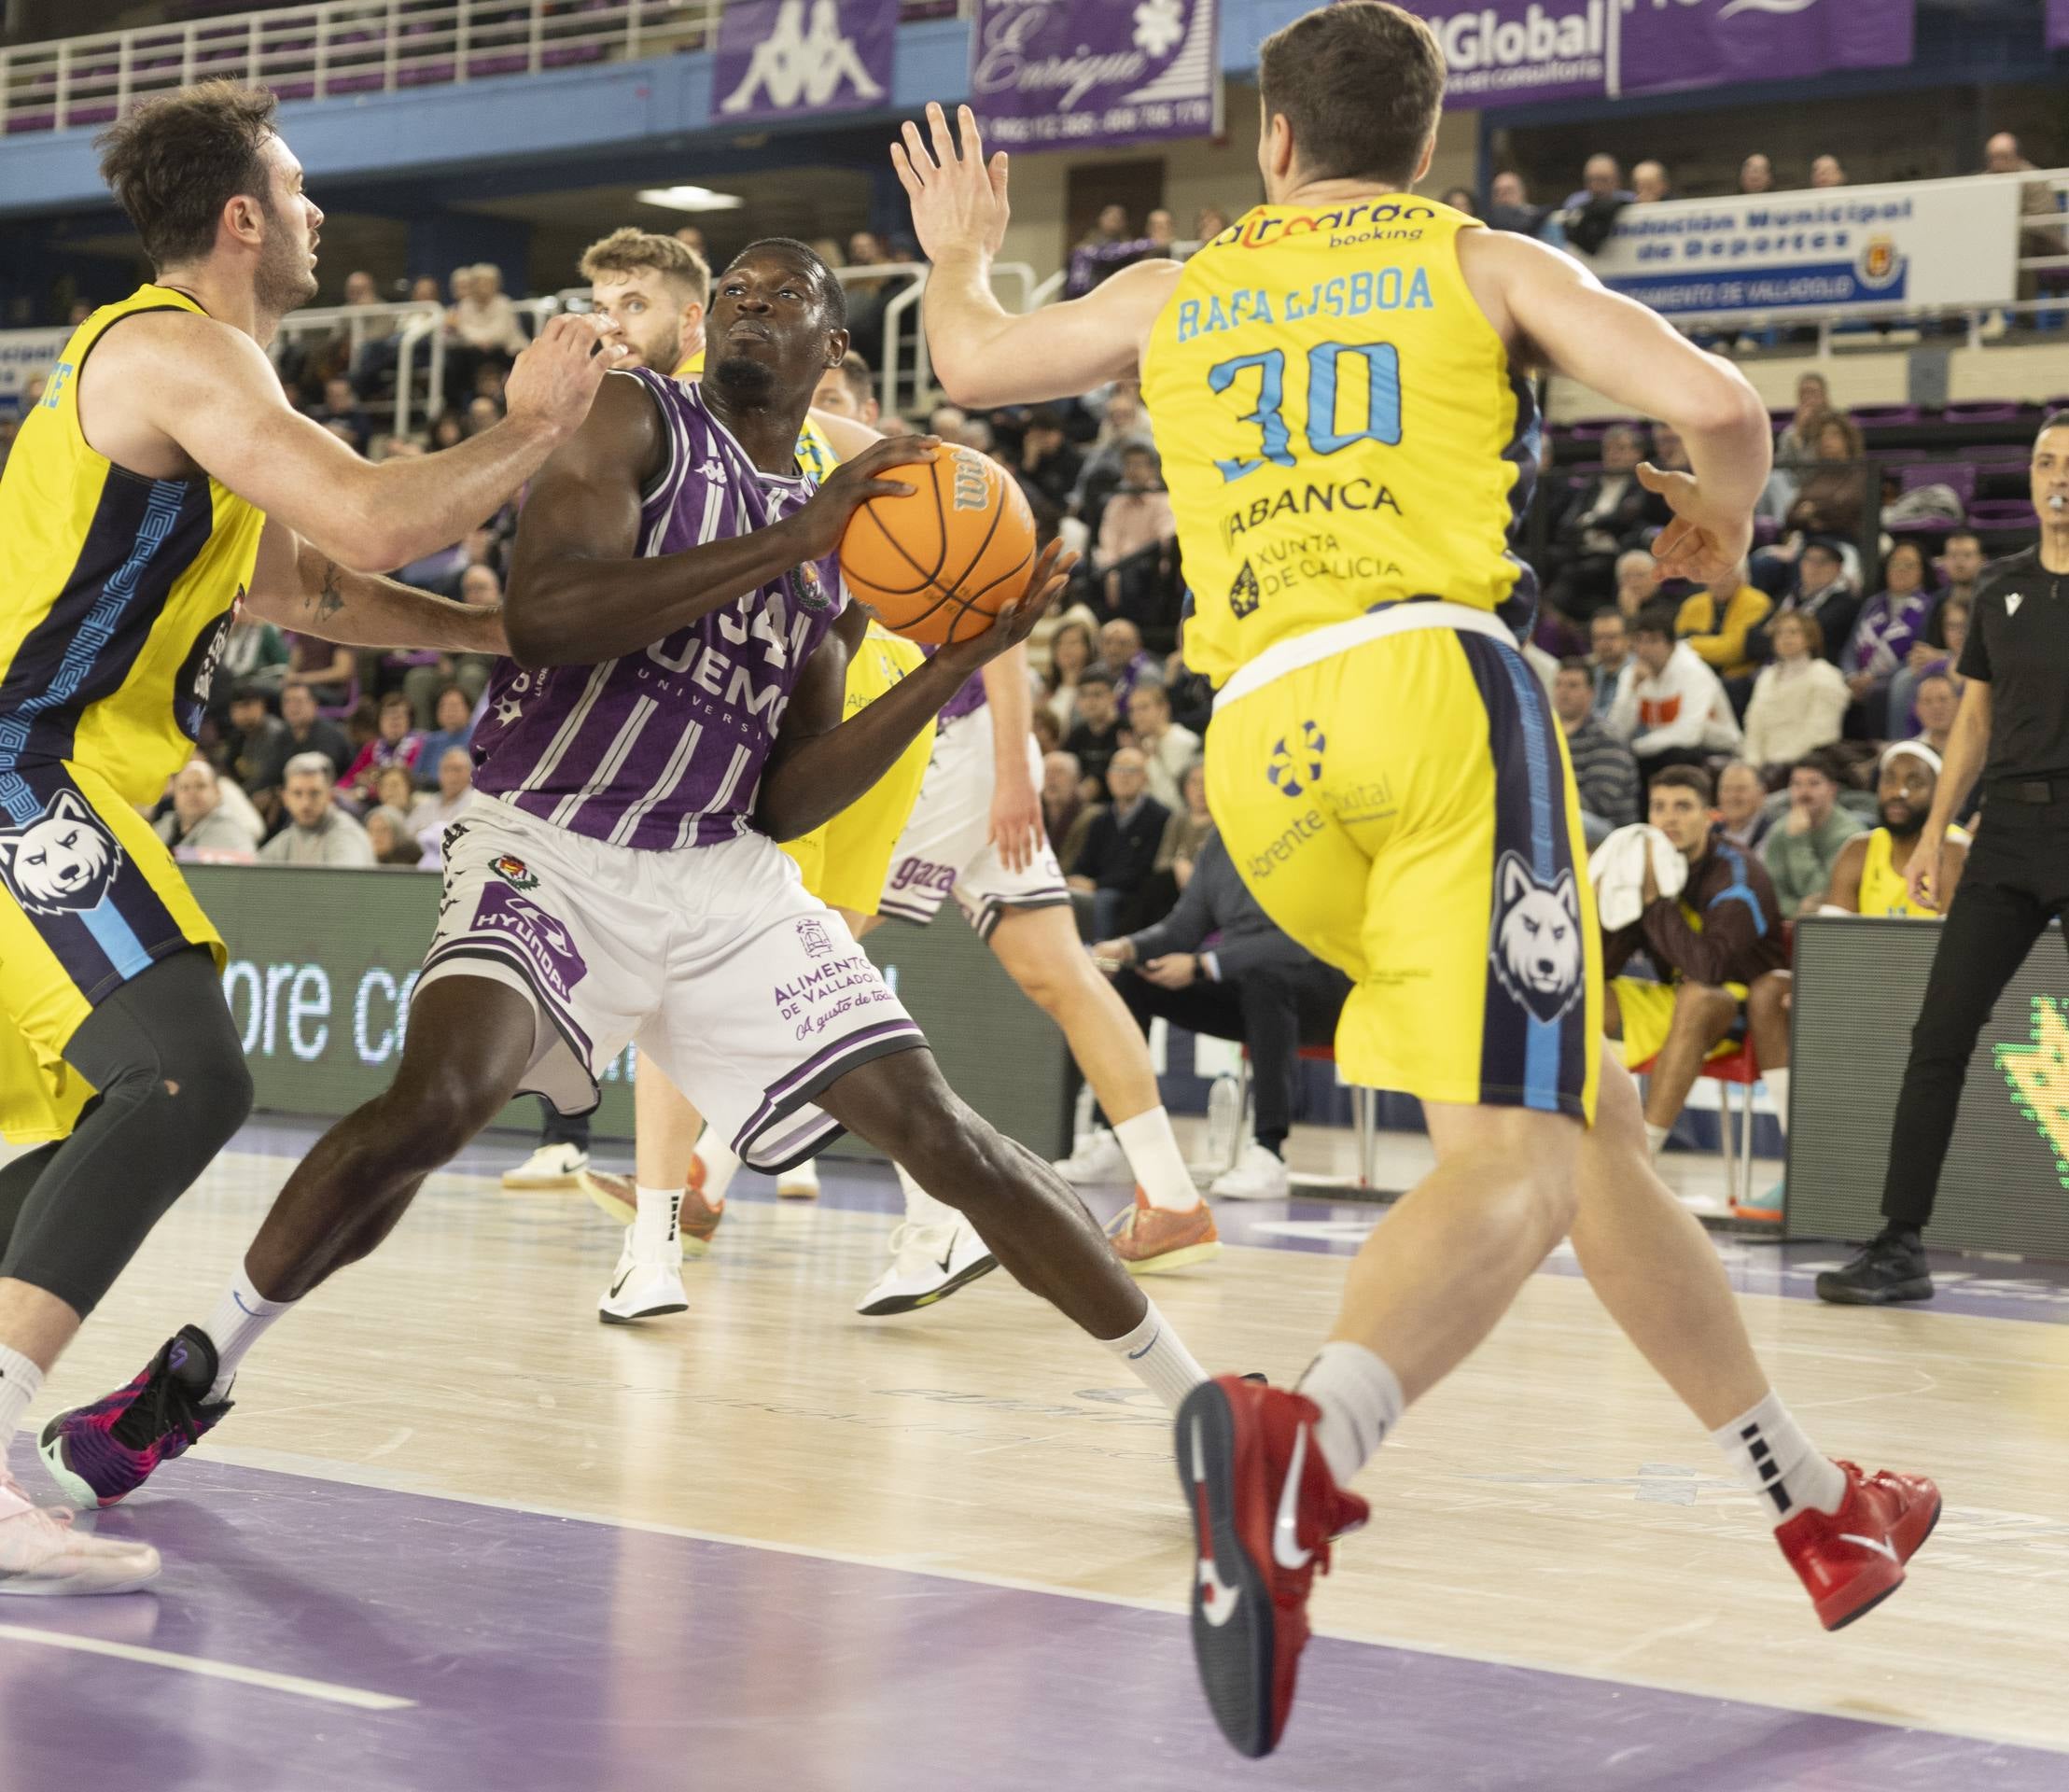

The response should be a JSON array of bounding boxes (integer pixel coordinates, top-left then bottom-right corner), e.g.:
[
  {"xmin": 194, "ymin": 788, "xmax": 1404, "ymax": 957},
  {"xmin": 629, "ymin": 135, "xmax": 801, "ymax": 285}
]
[{"xmin": 4, "ymin": 1440, "xmax": 2064, "ymax": 1792}]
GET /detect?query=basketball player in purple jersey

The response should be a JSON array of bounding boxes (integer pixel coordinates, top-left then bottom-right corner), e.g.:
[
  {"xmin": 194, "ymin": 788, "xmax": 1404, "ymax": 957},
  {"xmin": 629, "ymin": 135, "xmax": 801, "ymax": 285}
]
[{"xmin": 41, "ymin": 240, "xmax": 1211, "ymax": 1522}]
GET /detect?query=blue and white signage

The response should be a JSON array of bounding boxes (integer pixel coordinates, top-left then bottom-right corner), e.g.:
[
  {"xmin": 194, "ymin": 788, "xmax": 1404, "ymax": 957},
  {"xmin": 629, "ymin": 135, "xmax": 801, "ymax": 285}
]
[{"xmin": 1585, "ymin": 175, "xmax": 2023, "ymax": 317}]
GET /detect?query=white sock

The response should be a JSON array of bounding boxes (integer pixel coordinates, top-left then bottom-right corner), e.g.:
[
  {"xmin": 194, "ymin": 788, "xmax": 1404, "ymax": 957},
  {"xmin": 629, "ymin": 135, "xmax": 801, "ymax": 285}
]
[
  {"xmin": 1765, "ymin": 1069, "xmax": 1790, "ymax": 1136},
  {"xmin": 1645, "ymin": 1121, "xmax": 1671, "ymax": 1160},
  {"xmin": 894, "ymin": 1162, "xmax": 959, "ymax": 1229},
  {"xmin": 695, "ymin": 1132, "xmax": 743, "ymax": 1205},
  {"xmin": 0, "ymin": 1343, "xmax": 44, "ymax": 1445},
  {"xmin": 1296, "ymin": 1341, "xmax": 1405, "ymax": 1487},
  {"xmin": 1114, "ymin": 1107, "xmax": 1199, "ymax": 1211},
  {"xmin": 1713, "ymin": 1390, "xmax": 1845, "ymax": 1526},
  {"xmin": 634, "ymin": 1185, "xmax": 684, "ymax": 1257},
  {"xmin": 202, "ymin": 1266, "xmax": 298, "ymax": 1402},
  {"xmin": 1100, "ymin": 1299, "xmax": 1208, "ymax": 1410}
]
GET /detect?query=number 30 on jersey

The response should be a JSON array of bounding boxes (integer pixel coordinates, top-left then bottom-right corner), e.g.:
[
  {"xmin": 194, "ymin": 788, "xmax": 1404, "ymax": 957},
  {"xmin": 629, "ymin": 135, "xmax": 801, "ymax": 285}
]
[{"xmin": 1207, "ymin": 341, "xmax": 1402, "ymax": 483}]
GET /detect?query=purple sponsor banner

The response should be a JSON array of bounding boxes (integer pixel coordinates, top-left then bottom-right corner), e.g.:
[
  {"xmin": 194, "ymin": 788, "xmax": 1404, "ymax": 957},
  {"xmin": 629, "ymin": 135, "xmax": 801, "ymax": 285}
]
[
  {"xmin": 968, "ymin": 0, "xmax": 1223, "ymax": 151},
  {"xmin": 2051, "ymin": 0, "xmax": 2069, "ymax": 51},
  {"xmin": 712, "ymin": 0, "xmax": 894, "ymax": 124},
  {"xmin": 1401, "ymin": 0, "xmax": 1913, "ymax": 110}
]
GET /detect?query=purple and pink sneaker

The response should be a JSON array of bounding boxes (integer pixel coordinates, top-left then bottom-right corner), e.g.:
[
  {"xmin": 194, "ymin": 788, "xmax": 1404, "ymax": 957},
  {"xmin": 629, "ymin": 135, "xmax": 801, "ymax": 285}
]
[{"xmin": 38, "ymin": 1324, "xmax": 232, "ymax": 1509}]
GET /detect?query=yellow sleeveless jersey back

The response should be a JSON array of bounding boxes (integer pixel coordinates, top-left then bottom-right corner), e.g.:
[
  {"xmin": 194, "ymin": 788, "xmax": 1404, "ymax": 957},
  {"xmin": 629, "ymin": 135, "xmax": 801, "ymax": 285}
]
[
  {"xmin": 1140, "ymin": 199, "xmax": 1539, "ymax": 688},
  {"xmin": 0, "ymin": 285, "xmax": 266, "ymax": 813}
]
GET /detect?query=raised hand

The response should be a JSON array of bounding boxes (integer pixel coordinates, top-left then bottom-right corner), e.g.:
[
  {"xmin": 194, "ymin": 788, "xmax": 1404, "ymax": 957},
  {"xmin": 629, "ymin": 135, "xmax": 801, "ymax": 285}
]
[
  {"xmin": 506, "ymin": 313, "xmax": 627, "ymax": 441},
  {"xmin": 891, "ymin": 102, "xmax": 1011, "ymax": 263}
]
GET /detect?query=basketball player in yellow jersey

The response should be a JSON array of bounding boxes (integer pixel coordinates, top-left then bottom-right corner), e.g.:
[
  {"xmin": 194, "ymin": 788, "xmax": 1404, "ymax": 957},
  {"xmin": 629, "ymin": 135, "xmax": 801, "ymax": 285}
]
[
  {"xmin": 898, "ymin": 4, "xmax": 1939, "ymax": 1757},
  {"xmin": 0, "ymin": 81, "xmax": 616, "ymax": 1595},
  {"xmin": 1825, "ymin": 743, "xmax": 1969, "ymax": 917}
]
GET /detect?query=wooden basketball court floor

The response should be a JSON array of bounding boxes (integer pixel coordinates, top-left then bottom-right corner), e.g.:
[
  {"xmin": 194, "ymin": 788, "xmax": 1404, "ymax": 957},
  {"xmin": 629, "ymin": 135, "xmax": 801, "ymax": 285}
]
[{"xmin": 4, "ymin": 1118, "xmax": 2068, "ymax": 1791}]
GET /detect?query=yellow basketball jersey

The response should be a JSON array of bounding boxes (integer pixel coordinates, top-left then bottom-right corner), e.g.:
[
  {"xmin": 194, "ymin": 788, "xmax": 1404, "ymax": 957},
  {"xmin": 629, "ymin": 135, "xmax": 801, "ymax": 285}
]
[
  {"xmin": 0, "ymin": 285, "xmax": 266, "ymax": 812},
  {"xmin": 1140, "ymin": 200, "xmax": 1539, "ymax": 688},
  {"xmin": 672, "ymin": 343, "xmax": 838, "ymax": 479},
  {"xmin": 1859, "ymin": 825, "xmax": 1966, "ymax": 917}
]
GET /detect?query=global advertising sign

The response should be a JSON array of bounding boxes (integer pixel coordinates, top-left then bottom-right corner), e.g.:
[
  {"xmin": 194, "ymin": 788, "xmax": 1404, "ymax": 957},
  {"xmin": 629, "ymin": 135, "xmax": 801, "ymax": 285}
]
[
  {"xmin": 185, "ymin": 866, "xmax": 1072, "ymax": 1155},
  {"xmin": 1402, "ymin": 0, "xmax": 1914, "ymax": 110},
  {"xmin": 1584, "ymin": 175, "xmax": 2023, "ymax": 316}
]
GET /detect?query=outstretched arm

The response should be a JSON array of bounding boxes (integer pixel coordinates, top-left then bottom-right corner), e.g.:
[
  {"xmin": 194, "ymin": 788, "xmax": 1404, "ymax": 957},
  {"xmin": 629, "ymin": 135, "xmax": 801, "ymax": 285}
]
[
  {"xmin": 894, "ymin": 102, "xmax": 1175, "ymax": 407},
  {"xmin": 502, "ymin": 376, "xmax": 941, "ymax": 668},
  {"xmin": 759, "ymin": 545, "xmax": 1073, "ymax": 839},
  {"xmin": 123, "ymin": 311, "xmax": 621, "ymax": 573},
  {"xmin": 244, "ymin": 519, "xmax": 507, "ymax": 654}
]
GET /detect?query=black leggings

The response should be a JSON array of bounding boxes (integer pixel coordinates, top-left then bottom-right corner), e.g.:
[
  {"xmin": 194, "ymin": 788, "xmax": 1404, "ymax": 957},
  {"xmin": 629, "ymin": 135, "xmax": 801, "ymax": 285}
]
[{"xmin": 0, "ymin": 947, "xmax": 253, "ymax": 1318}]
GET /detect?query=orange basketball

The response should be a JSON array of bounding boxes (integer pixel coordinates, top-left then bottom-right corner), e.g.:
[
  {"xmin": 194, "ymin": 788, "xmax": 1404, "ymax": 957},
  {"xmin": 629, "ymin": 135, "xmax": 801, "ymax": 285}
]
[{"xmin": 839, "ymin": 441, "xmax": 1038, "ymax": 645}]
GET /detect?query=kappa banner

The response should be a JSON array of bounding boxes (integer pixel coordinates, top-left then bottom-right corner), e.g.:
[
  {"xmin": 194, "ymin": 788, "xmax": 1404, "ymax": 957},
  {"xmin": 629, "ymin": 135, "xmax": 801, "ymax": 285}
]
[
  {"xmin": 1587, "ymin": 175, "xmax": 2023, "ymax": 317},
  {"xmin": 969, "ymin": 0, "xmax": 1222, "ymax": 151},
  {"xmin": 1401, "ymin": 0, "xmax": 1913, "ymax": 110},
  {"xmin": 713, "ymin": 0, "xmax": 894, "ymax": 124}
]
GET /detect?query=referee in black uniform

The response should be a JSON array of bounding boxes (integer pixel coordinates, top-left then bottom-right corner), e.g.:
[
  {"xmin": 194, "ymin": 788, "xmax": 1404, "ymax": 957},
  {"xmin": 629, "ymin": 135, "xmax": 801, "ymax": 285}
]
[{"xmin": 1821, "ymin": 413, "xmax": 2069, "ymax": 1303}]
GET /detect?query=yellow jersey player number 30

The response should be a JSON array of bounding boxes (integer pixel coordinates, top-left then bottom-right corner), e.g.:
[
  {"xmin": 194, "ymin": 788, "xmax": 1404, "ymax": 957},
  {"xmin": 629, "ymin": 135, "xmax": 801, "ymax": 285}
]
[{"xmin": 898, "ymin": 0, "xmax": 1941, "ymax": 1767}]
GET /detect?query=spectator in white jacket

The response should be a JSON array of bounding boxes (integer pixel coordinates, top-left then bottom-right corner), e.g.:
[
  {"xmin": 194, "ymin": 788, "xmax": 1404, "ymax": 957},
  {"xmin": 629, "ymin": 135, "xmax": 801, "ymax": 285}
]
[
  {"xmin": 1740, "ymin": 609, "xmax": 1849, "ymax": 780},
  {"xmin": 1608, "ymin": 603, "xmax": 1743, "ymax": 781},
  {"xmin": 1126, "ymin": 679, "xmax": 1201, "ymax": 811}
]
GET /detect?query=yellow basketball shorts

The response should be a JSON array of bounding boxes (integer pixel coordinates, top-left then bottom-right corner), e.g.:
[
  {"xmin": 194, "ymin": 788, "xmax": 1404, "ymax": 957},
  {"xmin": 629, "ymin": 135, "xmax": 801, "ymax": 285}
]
[
  {"xmin": 0, "ymin": 759, "xmax": 224, "ymax": 1142},
  {"xmin": 780, "ymin": 627, "xmax": 931, "ymax": 917},
  {"xmin": 1209, "ymin": 607, "xmax": 1601, "ymax": 1123},
  {"xmin": 1612, "ymin": 976, "xmax": 1749, "ymax": 1071}
]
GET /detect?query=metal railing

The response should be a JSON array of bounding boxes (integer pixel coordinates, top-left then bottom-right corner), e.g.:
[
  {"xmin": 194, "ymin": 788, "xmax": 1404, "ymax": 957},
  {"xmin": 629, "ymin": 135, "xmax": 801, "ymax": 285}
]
[
  {"xmin": 0, "ymin": 0, "xmax": 968, "ymax": 135},
  {"xmin": 270, "ymin": 298, "xmax": 445, "ymax": 441}
]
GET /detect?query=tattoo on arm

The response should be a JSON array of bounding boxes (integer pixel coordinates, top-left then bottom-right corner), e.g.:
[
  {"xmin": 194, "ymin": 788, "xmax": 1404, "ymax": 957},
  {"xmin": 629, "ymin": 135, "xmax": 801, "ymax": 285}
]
[{"xmin": 306, "ymin": 557, "xmax": 346, "ymax": 625}]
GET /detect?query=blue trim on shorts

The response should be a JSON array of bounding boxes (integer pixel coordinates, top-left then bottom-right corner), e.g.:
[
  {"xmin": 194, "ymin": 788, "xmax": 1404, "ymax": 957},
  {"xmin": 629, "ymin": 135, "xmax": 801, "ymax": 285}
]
[{"xmin": 1491, "ymin": 647, "xmax": 1562, "ymax": 1113}]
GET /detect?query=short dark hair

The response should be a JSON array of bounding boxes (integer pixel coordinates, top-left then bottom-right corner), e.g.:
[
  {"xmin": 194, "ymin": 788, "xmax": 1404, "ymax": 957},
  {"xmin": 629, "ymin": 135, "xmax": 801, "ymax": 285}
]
[
  {"xmin": 1945, "ymin": 527, "xmax": 1983, "ymax": 551},
  {"xmin": 378, "ymin": 690, "xmax": 413, "ymax": 717},
  {"xmin": 728, "ymin": 236, "xmax": 846, "ymax": 329},
  {"xmin": 1917, "ymin": 670, "xmax": 1956, "ymax": 692},
  {"xmin": 1556, "ymin": 656, "xmax": 1594, "ymax": 677},
  {"xmin": 230, "ymin": 679, "xmax": 270, "ymax": 707},
  {"xmin": 1027, "ymin": 406, "xmax": 1067, "ymax": 434},
  {"xmin": 97, "ymin": 80, "xmax": 280, "ymax": 270},
  {"xmin": 1257, "ymin": 2, "xmax": 1446, "ymax": 188},
  {"xmin": 1651, "ymin": 764, "xmax": 1713, "ymax": 805},
  {"xmin": 1792, "ymin": 749, "xmax": 1842, "ymax": 786},
  {"xmin": 1633, "ymin": 599, "xmax": 1680, "ymax": 642},
  {"xmin": 1590, "ymin": 607, "xmax": 1626, "ymax": 628},
  {"xmin": 1076, "ymin": 665, "xmax": 1117, "ymax": 693},
  {"xmin": 1800, "ymin": 538, "xmax": 1844, "ymax": 566}
]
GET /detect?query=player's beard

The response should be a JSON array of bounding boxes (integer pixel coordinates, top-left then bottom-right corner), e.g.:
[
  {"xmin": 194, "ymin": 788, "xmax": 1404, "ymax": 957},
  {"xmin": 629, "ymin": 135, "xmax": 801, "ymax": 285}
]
[
  {"xmin": 1880, "ymin": 800, "xmax": 1923, "ymax": 839},
  {"xmin": 709, "ymin": 354, "xmax": 778, "ymax": 404},
  {"xmin": 254, "ymin": 200, "xmax": 319, "ymax": 318}
]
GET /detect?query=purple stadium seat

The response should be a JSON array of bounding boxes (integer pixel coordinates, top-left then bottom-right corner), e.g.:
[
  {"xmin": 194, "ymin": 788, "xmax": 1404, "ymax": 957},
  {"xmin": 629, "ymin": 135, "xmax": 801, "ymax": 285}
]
[
  {"xmin": 1941, "ymin": 402, "xmax": 2022, "ymax": 424},
  {"xmin": 1848, "ymin": 404, "xmax": 1922, "ymax": 428},
  {"xmin": 1900, "ymin": 463, "xmax": 1979, "ymax": 500},
  {"xmin": 1967, "ymin": 498, "xmax": 2038, "ymax": 528}
]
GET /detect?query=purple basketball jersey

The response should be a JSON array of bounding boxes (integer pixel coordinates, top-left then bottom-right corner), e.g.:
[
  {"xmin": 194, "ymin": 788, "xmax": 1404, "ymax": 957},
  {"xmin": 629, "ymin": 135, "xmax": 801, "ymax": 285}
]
[{"xmin": 473, "ymin": 370, "xmax": 845, "ymax": 850}]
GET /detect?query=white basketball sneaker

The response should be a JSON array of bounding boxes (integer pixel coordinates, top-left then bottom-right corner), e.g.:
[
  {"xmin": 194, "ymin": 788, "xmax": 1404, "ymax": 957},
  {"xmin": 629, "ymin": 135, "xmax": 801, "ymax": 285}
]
[
  {"xmin": 1052, "ymin": 1127, "xmax": 1129, "ymax": 1186},
  {"xmin": 597, "ymin": 1230, "xmax": 690, "ymax": 1325},
  {"xmin": 776, "ymin": 1157, "xmax": 820, "ymax": 1200},
  {"xmin": 854, "ymin": 1219, "xmax": 999, "ymax": 1317},
  {"xmin": 1209, "ymin": 1141, "xmax": 1292, "ymax": 1202},
  {"xmin": 502, "ymin": 1141, "xmax": 588, "ymax": 1188},
  {"xmin": 0, "ymin": 1468, "xmax": 160, "ymax": 1596}
]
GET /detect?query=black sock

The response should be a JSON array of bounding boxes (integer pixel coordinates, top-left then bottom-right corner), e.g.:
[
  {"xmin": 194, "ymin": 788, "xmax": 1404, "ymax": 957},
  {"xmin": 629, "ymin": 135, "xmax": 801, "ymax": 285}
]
[{"xmin": 1256, "ymin": 1131, "xmax": 1287, "ymax": 1159}]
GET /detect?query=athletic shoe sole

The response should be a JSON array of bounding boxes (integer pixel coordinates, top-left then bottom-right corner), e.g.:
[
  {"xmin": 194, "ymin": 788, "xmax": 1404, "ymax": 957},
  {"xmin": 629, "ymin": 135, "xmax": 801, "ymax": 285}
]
[
  {"xmin": 1176, "ymin": 1379, "xmax": 1276, "ymax": 1759},
  {"xmin": 580, "ymin": 1173, "xmax": 636, "ymax": 1226},
  {"xmin": 1822, "ymin": 1489, "xmax": 1943, "ymax": 1632},
  {"xmin": 501, "ymin": 1171, "xmax": 584, "ymax": 1189},
  {"xmin": 1813, "ymin": 1275, "xmax": 1935, "ymax": 1306},
  {"xmin": 855, "ymin": 1252, "xmax": 1000, "ymax": 1318},
  {"xmin": 36, "ymin": 1421, "xmax": 108, "ymax": 1511},
  {"xmin": 597, "ymin": 1300, "xmax": 690, "ymax": 1326},
  {"xmin": 0, "ymin": 1560, "xmax": 161, "ymax": 1597},
  {"xmin": 1123, "ymin": 1239, "xmax": 1223, "ymax": 1277}
]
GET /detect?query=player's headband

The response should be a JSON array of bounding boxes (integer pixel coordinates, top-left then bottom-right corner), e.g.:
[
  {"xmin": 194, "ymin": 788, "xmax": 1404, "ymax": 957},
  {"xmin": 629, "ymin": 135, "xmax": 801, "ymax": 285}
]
[{"xmin": 1881, "ymin": 741, "xmax": 1942, "ymax": 778}]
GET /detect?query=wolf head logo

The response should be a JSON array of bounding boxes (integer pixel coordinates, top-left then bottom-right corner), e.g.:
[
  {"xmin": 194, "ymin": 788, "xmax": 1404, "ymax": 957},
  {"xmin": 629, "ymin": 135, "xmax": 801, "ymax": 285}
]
[
  {"xmin": 1490, "ymin": 851, "xmax": 1584, "ymax": 1025},
  {"xmin": 0, "ymin": 790, "xmax": 124, "ymax": 917}
]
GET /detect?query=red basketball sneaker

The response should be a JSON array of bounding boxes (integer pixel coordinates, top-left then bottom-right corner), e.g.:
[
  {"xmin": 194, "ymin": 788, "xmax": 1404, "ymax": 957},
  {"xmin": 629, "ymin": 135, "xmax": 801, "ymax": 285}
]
[
  {"xmin": 1176, "ymin": 1375, "xmax": 1369, "ymax": 1759},
  {"xmin": 1775, "ymin": 1461, "xmax": 1941, "ymax": 1631}
]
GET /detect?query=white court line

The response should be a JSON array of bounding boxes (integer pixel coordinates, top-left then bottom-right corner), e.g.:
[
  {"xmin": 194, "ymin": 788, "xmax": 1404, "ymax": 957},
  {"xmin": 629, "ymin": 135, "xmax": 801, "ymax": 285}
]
[{"xmin": 0, "ymin": 1621, "xmax": 415, "ymax": 1711}]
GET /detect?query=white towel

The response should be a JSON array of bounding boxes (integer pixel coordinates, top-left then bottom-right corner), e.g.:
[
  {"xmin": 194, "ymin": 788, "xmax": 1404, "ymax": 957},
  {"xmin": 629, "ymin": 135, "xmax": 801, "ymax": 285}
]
[{"xmin": 1588, "ymin": 823, "xmax": 1688, "ymax": 932}]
